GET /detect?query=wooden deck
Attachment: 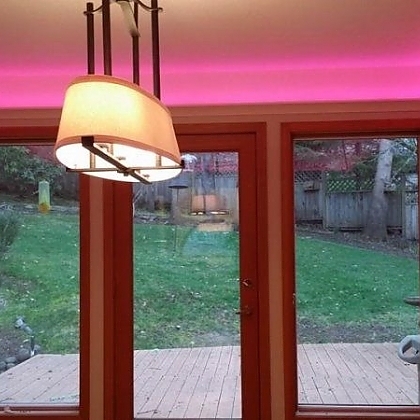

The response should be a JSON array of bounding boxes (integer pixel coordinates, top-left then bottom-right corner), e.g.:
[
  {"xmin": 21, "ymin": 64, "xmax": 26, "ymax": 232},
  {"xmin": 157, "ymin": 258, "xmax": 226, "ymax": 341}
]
[
  {"xmin": 0, "ymin": 343, "xmax": 418, "ymax": 417},
  {"xmin": 298, "ymin": 343, "xmax": 418, "ymax": 405},
  {"xmin": 133, "ymin": 346, "xmax": 241, "ymax": 418}
]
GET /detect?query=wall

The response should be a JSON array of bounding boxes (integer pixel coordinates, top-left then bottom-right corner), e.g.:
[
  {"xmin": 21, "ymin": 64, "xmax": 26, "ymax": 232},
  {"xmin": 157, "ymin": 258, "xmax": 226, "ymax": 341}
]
[{"xmin": 2, "ymin": 100, "xmax": 420, "ymax": 419}]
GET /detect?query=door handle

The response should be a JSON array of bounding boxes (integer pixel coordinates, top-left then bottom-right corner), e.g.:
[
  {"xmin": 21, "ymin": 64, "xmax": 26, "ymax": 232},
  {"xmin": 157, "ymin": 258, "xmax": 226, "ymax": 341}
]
[
  {"xmin": 235, "ymin": 305, "xmax": 252, "ymax": 316},
  {"xmin": 241, "ymin": 278, "xmax": 252, "ymax": 287}
]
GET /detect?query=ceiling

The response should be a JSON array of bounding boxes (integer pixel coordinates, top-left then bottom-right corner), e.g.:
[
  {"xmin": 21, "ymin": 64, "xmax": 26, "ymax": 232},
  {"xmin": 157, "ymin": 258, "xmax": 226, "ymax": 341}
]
[{"xmin": 1, "ymin": 0, "xmax": 420, "ymax": 108}]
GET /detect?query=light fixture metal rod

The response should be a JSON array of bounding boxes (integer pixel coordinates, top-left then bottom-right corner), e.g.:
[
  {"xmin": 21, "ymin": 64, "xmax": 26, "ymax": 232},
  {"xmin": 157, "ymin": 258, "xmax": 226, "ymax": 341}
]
[
  {"xmin": 81, "ymin": 137, "xmax": 151, "ymax": 184},
  {"xmin": 132, "ymin": 1, "xmax": 140, "ymax": 85},
  {"xmin": 151, "ymin": 0, "xmax": 161, "ymax": 99},
  {"xmin": 68, "ymin": 164, "xmax": 183, "ymax": 172},
  {"xmin": 86, "ymin": 2, "xmax": 95, "ymax": 74},
  {"xmin": 102, "ymin": 0, "xmax": 112, "ymax": 75}
]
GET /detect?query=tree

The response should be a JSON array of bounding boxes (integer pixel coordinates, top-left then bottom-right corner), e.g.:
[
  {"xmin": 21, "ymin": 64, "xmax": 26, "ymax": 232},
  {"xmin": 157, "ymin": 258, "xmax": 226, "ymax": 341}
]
[
  {"xmin": 364, "ymin": 139, "xmax": 394, "ymax": 240},
  {"xmin": 0, "ymin": 209, "xmax": 20, "ymax": 260},
  {"xmin": 199, "ymin": 153, "xmax": 216, "ymax": 196},
  {"xmin": 0, "ymin": 146, "xmax": 63, "ymax": 196}
]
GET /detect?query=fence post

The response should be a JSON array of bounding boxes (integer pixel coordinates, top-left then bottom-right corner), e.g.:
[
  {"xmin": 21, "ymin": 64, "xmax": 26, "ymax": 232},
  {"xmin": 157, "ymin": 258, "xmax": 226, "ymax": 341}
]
[
  {"xmin": 38, "ymin": 180, "xmax": 51, "ymax": 213},
  {"xmin": 321, "ymin": 172, "xmax": 327, "ymax": 229},
  {"xmin": 401, "ymin": 174, "xmax": 406, "ymax": 238}
]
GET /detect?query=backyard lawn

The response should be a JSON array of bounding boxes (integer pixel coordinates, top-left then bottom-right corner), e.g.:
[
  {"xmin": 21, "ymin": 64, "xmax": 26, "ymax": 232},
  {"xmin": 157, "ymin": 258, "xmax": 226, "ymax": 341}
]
[
  {"xmin": 296, "ymin": 235, "xmax": 419, "ymax": 342},
  {"xmin": 0, "ymin": 210, "xmax": 418, "ymax": 356}
]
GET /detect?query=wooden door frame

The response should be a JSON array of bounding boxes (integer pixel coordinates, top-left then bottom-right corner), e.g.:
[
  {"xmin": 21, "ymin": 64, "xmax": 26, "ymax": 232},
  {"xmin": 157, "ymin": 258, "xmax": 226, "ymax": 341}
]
[
  {"xmin": 171, "ymin": 122, "xmax": 270, "ymax": 420},
  {"xmin": 280, "ymin": 119, "xmax": 420, "ymax": 420}
]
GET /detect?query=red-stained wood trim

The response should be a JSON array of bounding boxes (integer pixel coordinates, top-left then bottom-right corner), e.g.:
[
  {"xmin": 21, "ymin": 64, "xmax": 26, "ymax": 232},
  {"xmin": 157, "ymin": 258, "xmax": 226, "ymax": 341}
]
[
  {"xmin": 79, "ymin": 175, "xmax": 90, "ymax": 420},
  {"xmin": 280, "ymin": 122, "xmax": 299, "ymax": 420},
  {"xmin": 110, "ymin": 181, "xmax": 134, "ymax": 420},
  {"xmin": 174, "ymin": 122, "xmax": 269, "ymax": 420},
  {"xmin": 281, "ymin": 119, "xmax": 420, "ymax": 420},
  {"xmin": 103, "ymin": 181, "xmax": 115, "ymax": 420},
  {"xmin": 175, "ymin": 122, "xmax": 265, "ymax": 137},
  {"xmin": 102, "ymin": 180, "xmax": 134, "ymax": 420},
  {"xmin": 255, "ymin": 124, "xmax": 271, "ymax": 420},
  {"xmin": 282, "ymin": 119, "xmax": 420, "ymax": 139},
  {"xmin": 297, "ymin": 405, "xmax": 420, "ymax": 419},
  {"xmin": 0, "ymin": 126, "xmax": 57, "ymax": 143},
  {"xmin": 0, "ymin": 125, "xmax": 86, "ymax": 420},
  {"xmin": 0, "ymin": 415, "xmax": 79, "ymax": 419}
]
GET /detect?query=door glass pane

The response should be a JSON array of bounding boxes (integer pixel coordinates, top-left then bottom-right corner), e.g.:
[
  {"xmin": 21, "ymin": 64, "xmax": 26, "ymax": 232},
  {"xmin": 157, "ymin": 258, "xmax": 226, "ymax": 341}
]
[
  {"xmin": 133, "ymin": 152, "xmax": 241, "ymax": 418},
  {"xmin": 295, "ymin": 137, "xmax": 420, "ymax": 406},
  {"xmin": 0, "ymin": 145, "xmax": 80, "ymax": 407}
]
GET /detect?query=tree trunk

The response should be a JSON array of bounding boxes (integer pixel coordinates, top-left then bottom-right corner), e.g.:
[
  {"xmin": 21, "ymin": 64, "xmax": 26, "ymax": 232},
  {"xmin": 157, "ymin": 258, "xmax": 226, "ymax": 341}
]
[
  {"xmin": 200, "ymin": 153, "xmax": 216, "ymax": 195},
  {"xmin": 145, "ymin": 183, "xmax": 155, "ymax": 212},
  {"xmin": 198, "ymin": 154, "xmax": 217, "ymax": 214},
  {"xmin": 364, "ymin": 139, "xmax": 393, "ymax": 240}
]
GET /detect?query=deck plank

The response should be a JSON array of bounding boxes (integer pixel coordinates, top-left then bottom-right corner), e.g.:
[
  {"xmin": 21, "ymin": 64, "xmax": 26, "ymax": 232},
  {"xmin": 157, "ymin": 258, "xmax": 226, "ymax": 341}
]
[
  {"xmin": 161, "ymin": 346, "xmax": 212, "ymax": 418},
  {"xmin": 149, "ymin": 347, "xmax": 203, "ymax": 418},
  {"xmin": 216, "ymin": 346, "xmax": 240, "ymax": 418},
  {"xmin": 298, "ymin": 343, "xmax": 419, "ymax": 405},
  {"xmin": 298, "ymin": 344, "xmax": 324, "ymax": 403},
  {"xmin": 134, "ymin": 348, "xmax": 177, "ymax": 417},
  {"xmin": 183, "ymin": 346, "xmax": 222, "ymax": 418},
  {"xmin": 0, "ymin": 355, "xmax": 79, "ymax": 404},
  {"xmin": 199, "ymin": 345, "xmax": 234, "ymax": 418},
  {"xmin": 1, "ymin": 343, "xmax": 419, "ymax": 417}
]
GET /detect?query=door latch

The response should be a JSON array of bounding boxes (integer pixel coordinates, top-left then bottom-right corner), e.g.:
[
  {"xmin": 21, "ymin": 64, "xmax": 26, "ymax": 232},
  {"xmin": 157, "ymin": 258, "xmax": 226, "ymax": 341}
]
[
  {"xmin": 235, "ymin": 305, "xmax": 252, "ymax": 316},
  {"xmin": 240, "ymin": 278, "xmax": 252, "ymax": 287}
]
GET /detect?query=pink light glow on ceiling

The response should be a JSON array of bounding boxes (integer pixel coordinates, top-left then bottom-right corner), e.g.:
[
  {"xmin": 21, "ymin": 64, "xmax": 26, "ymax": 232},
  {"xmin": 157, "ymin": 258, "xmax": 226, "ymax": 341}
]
[
  {"xmin": 2, "ymin": 0, "xmax": 420, "ymax": 108},
  {"xmin": 2, "ymin": 65, "xmax": 420, "ymax": 109}
]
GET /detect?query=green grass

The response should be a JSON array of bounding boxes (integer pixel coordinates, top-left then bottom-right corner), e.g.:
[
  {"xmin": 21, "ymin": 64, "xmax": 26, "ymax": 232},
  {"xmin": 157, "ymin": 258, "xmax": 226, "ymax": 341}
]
[
  {"xmin": 0, "ymin": 211, "xmax": 419, "ymax": 354},
  {"xmin": 133, "ymin": 225, "xmax": 240, "ymax": 349},
  {"xmin": 0, "ymin": 213, "xmax": 240, "ymax": 353},
  {"xmin": 296, "ymin": 236, "xmax": 419, "ymax": 336},
  {"xmin": 0, "ymin": 213, "xmax": 79, "ymax": 353}
]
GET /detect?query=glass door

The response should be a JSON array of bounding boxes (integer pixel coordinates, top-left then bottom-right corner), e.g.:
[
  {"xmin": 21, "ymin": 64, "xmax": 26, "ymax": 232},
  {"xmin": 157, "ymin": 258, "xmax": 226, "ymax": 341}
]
[
  {"xmin": 132, "ymin": 152, "xmax": 241, "ymax": 418},
  {"xmin": 130, "ymin": 128, "xmax": 263, "ymax": 420}
]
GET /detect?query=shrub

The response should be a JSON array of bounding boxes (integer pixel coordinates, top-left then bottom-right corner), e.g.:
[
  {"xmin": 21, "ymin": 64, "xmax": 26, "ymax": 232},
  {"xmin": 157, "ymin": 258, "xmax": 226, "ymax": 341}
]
[
  {"xmin": 0, "ymin": 210, "xmax": 20, "ymax": 257},
  {"xmin": 0, "ymin": 146, "xmax": 63, "ymax": 196}
]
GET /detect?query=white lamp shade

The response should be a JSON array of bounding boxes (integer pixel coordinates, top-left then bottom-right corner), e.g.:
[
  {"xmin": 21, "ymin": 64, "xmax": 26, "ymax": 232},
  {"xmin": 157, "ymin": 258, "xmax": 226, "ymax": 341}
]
[{"xmin": 55, "ymin": 75, "xmax": 182, "ymax": 182}]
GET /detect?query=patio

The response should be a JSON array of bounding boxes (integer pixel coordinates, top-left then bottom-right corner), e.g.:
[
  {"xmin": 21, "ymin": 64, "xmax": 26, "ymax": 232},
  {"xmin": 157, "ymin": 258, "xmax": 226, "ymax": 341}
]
[{"xmin": 0, "ymin": 343, "xmax": 418, "ymax": 417}]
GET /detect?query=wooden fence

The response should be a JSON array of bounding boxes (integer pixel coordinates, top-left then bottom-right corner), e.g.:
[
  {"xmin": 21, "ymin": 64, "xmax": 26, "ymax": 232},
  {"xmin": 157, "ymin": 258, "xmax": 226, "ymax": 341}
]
[
  {"xmin": 295, "ymin": 182, "xmax": 418, "ymax": 240},
  {"xmin": 324, "ymin": 191, "xmax": 403, "ymax": 230},
  {"xmin": 133, "ymin": 174, "xmax": 238, "ymax": 219},
  {"xmin": 133, "ymin": 171, "xmax": 418, "ymax": 240}
]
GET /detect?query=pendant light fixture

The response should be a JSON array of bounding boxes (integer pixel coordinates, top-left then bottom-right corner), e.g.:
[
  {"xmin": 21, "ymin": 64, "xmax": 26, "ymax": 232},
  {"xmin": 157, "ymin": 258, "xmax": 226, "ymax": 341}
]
[{"xmin": 54, "ymin": 0, "xmax": 183, "ymax": 183}]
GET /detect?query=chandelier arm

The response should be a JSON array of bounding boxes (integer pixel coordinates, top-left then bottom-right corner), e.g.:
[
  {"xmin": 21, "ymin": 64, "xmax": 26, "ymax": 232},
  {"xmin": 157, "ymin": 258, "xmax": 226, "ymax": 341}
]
[
  {"xmin": 84, "ymin": 1, "xmax": 162, "ymax": 14},
  {"xmin": 86, "ymin": 2, "xmax": 95, "ymax": 74},
  {"xmin": 102, "ymin": 0, "xmax": 112, "ymax": 75},
  {"xmin": 151, "ymin": 0, "xmax": 161, "ymax": 99},
  {"xmin": 67, "ymin": 167, "xmax": 152, "ymax": 184},
  {"xmin": 132, "ymin": 1, "xmax": 140, "ymax": 84},
  {"xmin": 80, "ymin": 136, "xmax": 152, "ymax": 184},
  {"xmin": 67, "ymin": 164, "xmax": 183, "ymax": 172},
  {"xmin": 83, "ymin": 4, "xmax": 103, "ymax": 14},
  {"xmin": 132, "ymin": 0, "xmax": 162, "ymax": 13}
]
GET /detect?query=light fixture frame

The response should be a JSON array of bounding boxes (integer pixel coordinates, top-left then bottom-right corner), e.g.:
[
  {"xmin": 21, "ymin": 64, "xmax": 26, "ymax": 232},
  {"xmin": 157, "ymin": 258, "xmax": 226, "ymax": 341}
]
[{"xmin": 55, "ymin": 0, "xmax": 183, "ymax": 183}]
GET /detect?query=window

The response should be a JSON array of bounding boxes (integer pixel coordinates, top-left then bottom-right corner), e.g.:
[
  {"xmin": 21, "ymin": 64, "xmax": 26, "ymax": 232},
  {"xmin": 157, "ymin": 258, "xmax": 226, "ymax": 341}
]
[
  {"xmin": 281, "ymin": 120, "xmax": 420, "ymax": 419},
  {"xmin": 0, "ymin": 130, "xmax": 87, "ymax": 420}
]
